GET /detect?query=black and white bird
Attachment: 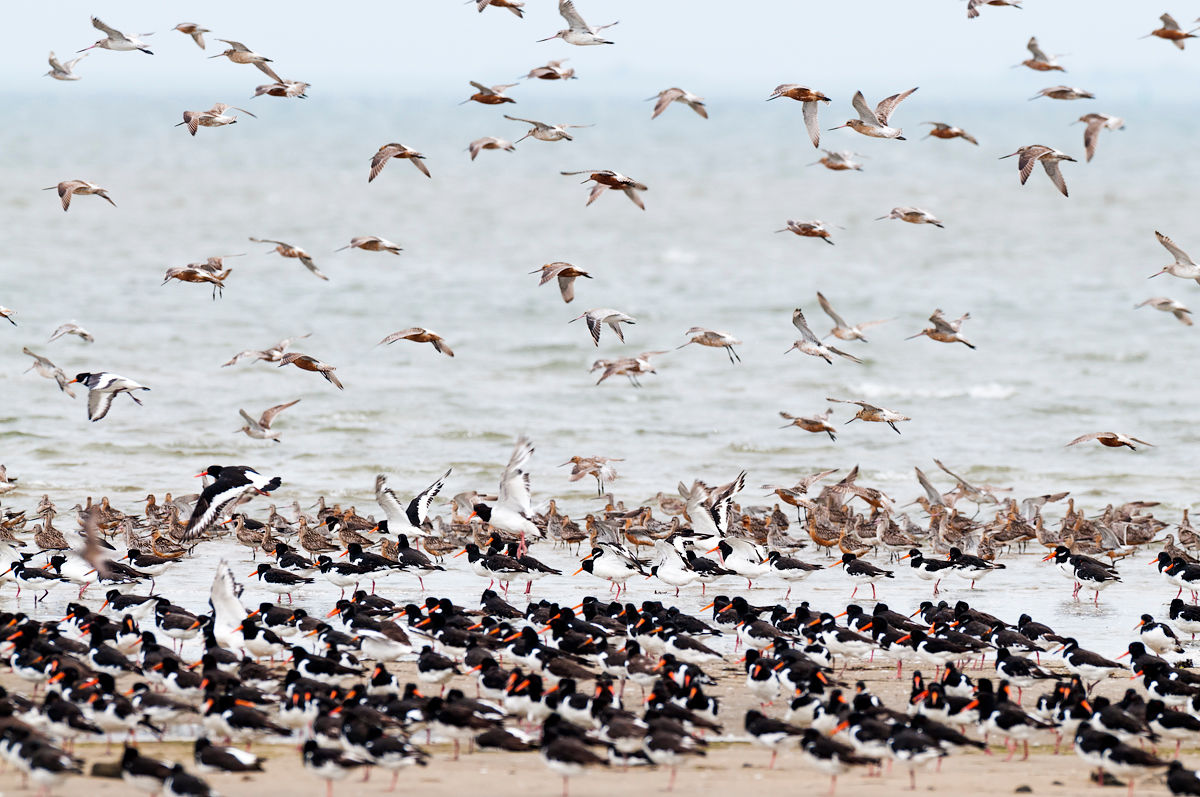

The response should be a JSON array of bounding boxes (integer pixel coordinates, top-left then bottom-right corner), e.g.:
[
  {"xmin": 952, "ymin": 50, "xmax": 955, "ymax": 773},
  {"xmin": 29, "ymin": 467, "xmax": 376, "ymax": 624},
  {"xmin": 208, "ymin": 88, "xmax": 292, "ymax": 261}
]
[
  {"xmin": 69, "ymin": 372, "xmax": 149, "ymax": 421},
  {"xmin": 828, "ymin": 553, "xmax": 893, "ymax": 599},
  {"xmin": 471, "ymin": 436, "xmax": 542, "ymax": 556},
  {"xmin": 302, "ymin": 739, "xmax": 371, "ymax": 797},
  {"xmin": 744, "ymin": 709, "xmax": 804, "ymax": 769},
  {"xmin": 899, "ymin": 549, "xmax": 958, "ymax": 594},
  {"xmin": 946, "ymin": 546, "xmax": 1005, "ymax": 588},
  {"xmin": 375, "ymin": 469, "xmax": 451, "ymax": 538},
  {"xmin": 182, "ymin": 465, "xmax": 281, "ymax": 541}
]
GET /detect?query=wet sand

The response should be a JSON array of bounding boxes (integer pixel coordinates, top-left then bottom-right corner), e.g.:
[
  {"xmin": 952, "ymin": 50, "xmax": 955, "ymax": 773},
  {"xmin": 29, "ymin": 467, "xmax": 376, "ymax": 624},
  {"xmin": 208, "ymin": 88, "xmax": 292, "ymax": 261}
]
[{"xmin": 2, "ymin": 654, "xmax": 1190, "ymax": 797}]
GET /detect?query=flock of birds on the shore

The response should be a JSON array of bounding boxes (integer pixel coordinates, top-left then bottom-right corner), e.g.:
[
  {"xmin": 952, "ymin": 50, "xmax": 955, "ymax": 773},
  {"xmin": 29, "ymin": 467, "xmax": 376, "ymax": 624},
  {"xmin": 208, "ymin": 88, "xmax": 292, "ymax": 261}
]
[
  {"xmin": 10, "ymin": 2, "xmax": 1200, "ymax": 797},
  {"xmin": 1, "ymin": 431, "xmax": 1200, "ymax": 794}
]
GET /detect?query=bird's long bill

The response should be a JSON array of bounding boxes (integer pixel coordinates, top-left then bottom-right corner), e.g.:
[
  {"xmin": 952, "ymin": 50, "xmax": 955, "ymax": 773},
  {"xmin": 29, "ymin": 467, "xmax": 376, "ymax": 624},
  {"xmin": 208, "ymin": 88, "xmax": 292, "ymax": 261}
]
[
  {"xmin": 246, "ymin": 570, "xmax": 258, "ymax": 578},
  {"xmin": 338, "ymin": 550, "xmax": 349, "ymax": 558},
  {"xmin": 898, "ymin": 553, "xmax": 913, "ymax": 561},
  {"xmin": 1041, "ymin": 553, "xmax": 1056, "ymax": 562},
  {"xmin": 705, "ymin": 546, "xmax": 720, "ymax": 554},
  {"xmin": 453, "ymin": 549, "xmax": 468, "ymax": 558},
  {"xmin": 1148, "ymin": 270, "xmax": 1165, "ymax": 279},
  {"xmin": 827, "ymin": 124, "xmax": 848, "ymax": 131},
  {"xmin": 826, "ymin": 560, "xmax": 842, "ymax": 568}
]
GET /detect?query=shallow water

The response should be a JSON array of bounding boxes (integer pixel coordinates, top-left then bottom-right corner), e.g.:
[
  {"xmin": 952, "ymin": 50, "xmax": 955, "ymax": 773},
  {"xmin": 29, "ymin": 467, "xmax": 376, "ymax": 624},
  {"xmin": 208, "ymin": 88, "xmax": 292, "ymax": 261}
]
[{"xmin": 3, "ymin": 83, "xmax": 1199, "ymax": 658}]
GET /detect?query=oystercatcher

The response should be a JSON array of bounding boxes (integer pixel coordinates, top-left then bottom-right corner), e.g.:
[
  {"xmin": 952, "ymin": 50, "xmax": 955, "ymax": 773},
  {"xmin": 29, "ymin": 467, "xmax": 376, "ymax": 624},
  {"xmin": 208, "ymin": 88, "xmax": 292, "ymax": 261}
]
[
  {"xmin": 182, "ymin": 465, "xmax": 280, "ymax": 541},
  {"xmin": 247, "ymin": 562, "xmax": 313, "ymax": 603},
  {"xmin": 69, "ymin": 372, "xmax": 149, "ymax": 421},
  {"xmin": 744, "ymin": 708, "xmax": 803, "ymax": 768},
  {"xmin": 799, "ymin": 726, "xmax": 880, "ymax": 795},
  {"xmin": 374, "ymin": 469, "xmax": 450, "ymax": 538},
  {"xmin": 302, "ymin": 739, "xmax": 372, "ymax": 797},
  {"xmin": 946, "ymin": 546, "xmax": 1005, "ymax": 588},
  {"xmin": 828, "ymin": 553, "xmax": 893, "ymax": 599},
  {"xmin": 899, "ymin": 549, "xmax": 957, "ymax": 594}
]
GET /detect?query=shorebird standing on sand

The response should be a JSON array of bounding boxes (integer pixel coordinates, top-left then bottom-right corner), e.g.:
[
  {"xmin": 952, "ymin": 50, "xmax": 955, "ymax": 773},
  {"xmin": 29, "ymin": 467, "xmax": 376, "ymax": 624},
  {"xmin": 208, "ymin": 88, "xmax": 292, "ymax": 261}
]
[
  {"xmin": 1135, "ymin": 297, "xmax": 1192, "ymax": 325},
  {"xmin": 571, "ymin": 309, "xmax": 635, "ymax": 346},
  {"xmin": 647, "ymin": 88, "xmax": 707, "ymax": 119},
  {"xmin": 79, "ymin": 17, "xmax": 153, "ymax": 55},
  {"xmin": 560, "ymin": 170, "xmax": 647, "ymax": 209},
  {"xmin": 537, "ymin": 0, "xmax": 617, "ymax": 46},
  {"xmin": 1149, "ymin": 232, "xmax": 1200, "ymax": 283},
  {"xmin": 766, "ymin": 84, "xmax": 831, "ymax": 148},
  {"xmin": 45, "ymin": 181, "xmax": 116, "ymax": 212},
  {"xmin": 46, "ymin": 51, "xmax": 87, "ymax": 81},
  {"xmin": 998, "ymin": 145, "xmax": 1076, "ymax": 197},
  {"xmin": 827, "ymin": 398, "xmax": 910, "ymax": 434},
  {"xmin": 1075, "ymin": 114, "xmax": 1124, "ymax": 162},
  {"xmin": 907, "ymin": 310, "xmax": 975, "ymax": 349},
  {"xmin": 530, "ymin": 263, "xmax": 592, "ymax": 304},
  {"xmin": 830, "ymin": 87, "xmax": 917, "ymax": 140},
  {"xmin": 677, "ymin": 328, "xmax": 742, "ymax": 363},
  {"xmin": 787, "ymin": 309, "xmax": 862, "ymax": 365}
]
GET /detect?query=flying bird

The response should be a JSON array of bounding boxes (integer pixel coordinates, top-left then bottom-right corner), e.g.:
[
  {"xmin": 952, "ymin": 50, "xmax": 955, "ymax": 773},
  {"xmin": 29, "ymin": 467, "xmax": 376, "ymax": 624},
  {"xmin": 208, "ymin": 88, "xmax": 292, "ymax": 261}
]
[
  {"xmin": 998, "ymin": 145, "xmax": 1076, "ymax": 196},
  {"xmin": 523, "ymin": 60, "xmax": 575, "ymax": 80},
  {"xmin": 172, "ymin": 23, "xmax": 210, "ymax": 49},
  {"xmin": 538, "ymin": 0, "xmax": 617, "ymax": 46},
  {"xmin": 238, "ymin": 400, "xmax": 301, "ymax": 442},
  {"xmin": 177, "ymin": 103, "xmax": 255, "ymax": 136},
  {"xmin": 251, "ymin": 80, "xmax": 309, "ymax": 99},
  {"xmin": 249, "ymin": 238, "xmax": 328, "ymax": 280},
  {"xmin": 46, "ymin": 51, "xmax": 87, "ymax": 81},
  {"xmin": 45, "ymin": 180, "xmax": 115, "ymax": 212},
  {"xmin": 468, "ymin": 137, "xmax": 515, "ymax": 160},
  {"xmin": 907, "ymin": 309, "xmax": 975, "ymax": 349},
  {"xmin": 1135, "ymin": 297, "xmax": 1192, "ymax": 325},
  {"xmin": 775, "ymin": 219, "xmax": 834, "ymax": 244},
  {"xmin": 162, "ymin": 264, "xmax": 231, "ymax": 299},
  {"xmin": 475, "ymin": 0, "xmax": 525, "ymax": 17},
  {"xmin": 876, "ymin": 207, "xmax": 942, "ymax": 227},
  {"xmin": 1029, "ymin": 86, "xmax": 1094, "ymax": 101},
  {"xmin": 1018, "ymin": 37, "xmax": 1064, "ymax": 71},
  {"xmin": 831, "ymin": 87, "xmax": 918, "ymax": 140},
  {"xmin": 922, "ymin": 122, "xmax": 977, "ymax": 145},
  {"xmin": 827, "ymin": 398, "xmax": 910, "ymax": 434},
  {"xmin": 0, "ymin": 307, "xmax": 15, "ymax": 326},
  {"xmin": 1075, "ymin": 113, "xmax": 1124, "ymax": 162},
  {"xmin": 222, "ymin": 334, "xmax": 310, "ymax": 367},
  {"xmin": 208, "ymin": 39, "xmax": 281, "ymax": 82},
  {"xmin": 336, "ymin": 236, "xmax": 402, "ymax": 255},
  {"xmin": 571, "ymin": 308, "xmax": 635, "ymax": 346},
  {"xmin": 22, "ymin": 348, "xmax": 76, "ymax": 397},
  {"xmin": 787, "ymin": 309, "xmax": 862, "ymax": 364},
  {"xmin": 505, "ymin": 115, "xmax": 591, "ymax": 142},
  {"xmin": 530, "ymin": 262, "xmax": 592, "ymax": 303},
  {"xmin": 48, "ymin": 322, "xmax": 94, "ymax": 343},
  {"xmin": 69, "ymin": 372, "xmax": 149, "ymax": 422},
  {"xmin": 463, "ymin": 81, "xmax": 517, "ymax": 105},
  {"xmin": 766, "ymin": 84, "xmax": 831, "ymax": 148},
  {"xmin": 278, "ymin": 353, "xmax": 344, "ymax": 390},
  {"xmin": 808, "ymin": 150, "xmax": 864, "ymax": 171},
  {"xmin": 1143, "ymin": 13, "xmax": 1197, "ymax": 49},
  {"xmin": 1149, "ymin": 232, "xmax": 1200, "ymax": 283},
  {"xmin": 647, "ymin": 88, "xmax": 707, "ymax": 119},
  {"xmin": 560, "ymin": 170, "xmax": 647, "ymax": 209},
  {"xmin": 378, "ymin": 328, "xmax": 455, "ymax": 357},
  {"xmin": 79, "ymin": 17, "xmax": 153, "ymax": 55},
  {"xmin": 1066, "ymin": 432, "xmax": 1153, "ymax": 451},
  {"xmin": 779, "ymin": 409, "xmax": 838, "ymax": 441},
  {"xmin": 967, "ymin": 0, "xmax": 1022, "ymax": 19},
  {"xmin": 369, "ymin": 143, "xmax": 430, "ymax": 181},
  {"xmin": 182, "ymin": 465, "xmax": 281, "ymax": 541},
  {"xmin": 816, "ymin": 292, "xmax": 891, "ymax": 342},
  {"xmin": 677, "ymin": 328, "xmax": 742, "ymax": 363}
]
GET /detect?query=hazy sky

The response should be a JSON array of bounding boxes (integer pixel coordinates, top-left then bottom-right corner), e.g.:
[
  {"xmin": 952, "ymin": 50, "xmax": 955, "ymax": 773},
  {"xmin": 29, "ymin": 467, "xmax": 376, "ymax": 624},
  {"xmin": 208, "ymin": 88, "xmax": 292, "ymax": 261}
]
[{"xmin": 11, "ymin": 1, "xmax": 1200, "ymax": 103}]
